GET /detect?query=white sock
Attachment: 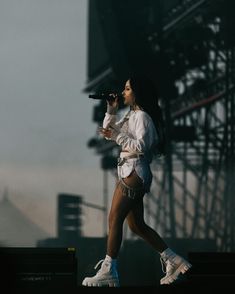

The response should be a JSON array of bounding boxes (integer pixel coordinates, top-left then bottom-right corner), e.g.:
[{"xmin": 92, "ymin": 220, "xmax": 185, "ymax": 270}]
[
  {"xmin": 160, "ymin": 248, "xmax": 176, "ymax": 259},
  {"xmin": 105, "ymin": 255, "xmax": 117, "ymax": 266}
]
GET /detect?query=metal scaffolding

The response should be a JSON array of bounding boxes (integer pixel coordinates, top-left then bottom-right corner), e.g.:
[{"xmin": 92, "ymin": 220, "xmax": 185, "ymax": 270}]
[
  {"xmin": 86, "ymin": 0, "xmax": 235, "ymax": 251},
  {"xmin": 146, "ymin": 0, "xmax": 235, "ymax": 250}
]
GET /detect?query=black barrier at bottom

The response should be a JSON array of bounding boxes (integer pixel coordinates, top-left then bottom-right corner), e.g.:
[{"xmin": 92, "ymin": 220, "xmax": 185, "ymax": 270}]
[{"xmin": 0, "ymin": 247, "xmax": 77, "ymax": 291}]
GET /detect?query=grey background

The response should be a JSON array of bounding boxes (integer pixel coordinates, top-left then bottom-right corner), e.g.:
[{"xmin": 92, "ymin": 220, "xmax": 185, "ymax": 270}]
[{"xmin": 0, "ymin": 0, "xmax": 111, "ymax": 241}]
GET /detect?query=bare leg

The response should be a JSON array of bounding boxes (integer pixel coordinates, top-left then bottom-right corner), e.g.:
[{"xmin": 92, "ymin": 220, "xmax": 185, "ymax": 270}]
[
  {"xmin": 83, "ymin": 170, "xmax": 190, "ymax": 288},
  {"xmin": 107, "ymin": 171, "xmax": 145, "ymax": 258},
  {"xmin": 125, "ymin": 182, "xmax": 192, "ymax": 285},
  {"xmin": 126, "ymin": 190, "xmax": 168, "ymax": 253}
]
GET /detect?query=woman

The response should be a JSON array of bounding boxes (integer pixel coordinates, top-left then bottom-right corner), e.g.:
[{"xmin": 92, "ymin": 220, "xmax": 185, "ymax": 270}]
[{"xmin": 82, "ymin": 76, "xmax": 191, "ymax": 287}]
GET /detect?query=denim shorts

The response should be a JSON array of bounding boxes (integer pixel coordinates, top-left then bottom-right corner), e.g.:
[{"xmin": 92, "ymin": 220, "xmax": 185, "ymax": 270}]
[{"xmin": 117, "ymin": 157, "xmax": 152, "ymax": 198}]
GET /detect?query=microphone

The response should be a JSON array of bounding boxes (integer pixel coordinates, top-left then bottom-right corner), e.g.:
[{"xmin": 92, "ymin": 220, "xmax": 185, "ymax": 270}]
[{"xmin": 88, "ymin": 93, "xmax": 123, "ymax": 101}]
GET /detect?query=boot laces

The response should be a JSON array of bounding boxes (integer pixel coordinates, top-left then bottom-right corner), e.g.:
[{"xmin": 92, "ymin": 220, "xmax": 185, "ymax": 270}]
[
  {"xmin": 160, "ymin": 257, "xmax": 176, "ymax": 274},
  {"xmin": 94, "ymin": 259, "xmax": 105, "ymax": 270},
  {"xmin": 160, "ymin": 257, "xmax": 167, "ymax": 273}
]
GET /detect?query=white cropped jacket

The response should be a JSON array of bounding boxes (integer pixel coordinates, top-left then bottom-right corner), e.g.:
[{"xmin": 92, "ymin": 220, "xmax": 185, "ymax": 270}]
[{"xmin": 102, "ymin": 108, "xmax": 158, "ymax": 163}]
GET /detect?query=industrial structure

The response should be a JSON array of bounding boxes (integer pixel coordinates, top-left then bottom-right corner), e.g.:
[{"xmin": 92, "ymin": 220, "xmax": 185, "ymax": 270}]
[{"xmin": 85, "ymin": 0, "xmax": 235, "ymax": 251}]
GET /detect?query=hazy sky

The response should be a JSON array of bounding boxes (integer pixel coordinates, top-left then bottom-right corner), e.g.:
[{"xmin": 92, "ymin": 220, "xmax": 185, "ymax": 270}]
[{"xmin": 0, "ymin": 0, "xmax": 115, "ymax": 239}]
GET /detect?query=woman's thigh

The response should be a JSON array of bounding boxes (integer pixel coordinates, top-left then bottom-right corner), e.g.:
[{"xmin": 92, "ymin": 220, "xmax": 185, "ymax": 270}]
[
  {"xmin": 118, "ymin": 170, "xmax": 145, "ymax": 200},
  {"xmin": 122, "ymin": 170, "xmax": 144, "ymax": 188},
  {"xmin": 109, "ymin": 171, "xmax": 145, "ymax": 222}
]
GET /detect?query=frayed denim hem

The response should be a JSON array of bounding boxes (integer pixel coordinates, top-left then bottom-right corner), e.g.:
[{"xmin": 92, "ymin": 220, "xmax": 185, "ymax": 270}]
[{"xmin": 116, "ymin": 178, "xmax": 146, "ymax": 200}]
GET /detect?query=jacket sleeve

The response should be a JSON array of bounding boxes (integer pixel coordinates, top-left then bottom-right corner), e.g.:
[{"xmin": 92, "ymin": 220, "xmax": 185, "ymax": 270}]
[
  {"xmin": 111, "ymin": 112, "xmax": 150, "ymax": 152},
  {"xmin": 102, "ymin": 102, "xmax": 119, "ymax": 129},
  {"xmin": 103, "ymin": 110, "xmax": 130, "ymax": 131},
  {"xmin": 102, "ymin": 113, "xmax": 117, "ymax": 129}
]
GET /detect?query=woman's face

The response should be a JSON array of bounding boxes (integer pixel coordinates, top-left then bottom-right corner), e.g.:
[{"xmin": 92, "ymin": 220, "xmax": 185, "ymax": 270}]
[{"xmin": 122, "ymin": 79, "xmax": 135, "ymax": 106}]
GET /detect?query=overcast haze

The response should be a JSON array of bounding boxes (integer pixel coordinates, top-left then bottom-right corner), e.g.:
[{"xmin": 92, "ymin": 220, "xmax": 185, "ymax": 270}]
[{"xmin": 0, "ymin": 0, "xmax": 113, "ymax": 241}]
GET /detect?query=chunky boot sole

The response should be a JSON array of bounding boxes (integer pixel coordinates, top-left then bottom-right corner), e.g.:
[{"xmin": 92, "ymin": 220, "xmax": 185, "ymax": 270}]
[
  {"xmin": 82, "ymin": 278, "xmax": 119, "ymax": 287},
  {"xmin": 160, "ymin": 260, "xmax": 192, "ymax": 285}
]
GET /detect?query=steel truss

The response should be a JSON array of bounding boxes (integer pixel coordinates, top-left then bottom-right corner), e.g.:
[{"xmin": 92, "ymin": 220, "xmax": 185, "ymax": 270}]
[
  {"xmin": 145, "ymin": 1, "xmax": 235, "ymax": 250},
  {"xmin": 86, "ymin": 0, "xmax": 235, "ymax": 250}
]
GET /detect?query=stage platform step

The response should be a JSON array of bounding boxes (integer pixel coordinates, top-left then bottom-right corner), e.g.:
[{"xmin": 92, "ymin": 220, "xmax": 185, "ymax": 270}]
[
  {"xmin": 2, "ymin": 249, "xmax": 235, "ymax": 293},
  {"xmin": 187, "ymin": 251, "xmax": 235, "ymax": 286}
]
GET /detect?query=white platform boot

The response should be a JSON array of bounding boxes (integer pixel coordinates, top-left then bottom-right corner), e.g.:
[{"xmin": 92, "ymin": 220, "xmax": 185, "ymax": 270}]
[
  {"xmin": 160, "ymin": 248, "xmax": 192, "ymax": 285},
  {"xmin": 82, "ymin": 255, "xmax": 119, "ymax": 287}
]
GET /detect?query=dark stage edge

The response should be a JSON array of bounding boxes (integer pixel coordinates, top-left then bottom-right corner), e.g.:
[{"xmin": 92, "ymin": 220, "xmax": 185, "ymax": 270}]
[{"xmin": 10, "ymin": 281, "xmax": 235, "ymax": 294}]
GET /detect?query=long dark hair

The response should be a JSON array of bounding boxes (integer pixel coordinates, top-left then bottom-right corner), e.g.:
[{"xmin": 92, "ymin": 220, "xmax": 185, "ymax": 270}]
[{"xmin": 129, "ymin": 75, "xmax": 166, "ymax": 157}]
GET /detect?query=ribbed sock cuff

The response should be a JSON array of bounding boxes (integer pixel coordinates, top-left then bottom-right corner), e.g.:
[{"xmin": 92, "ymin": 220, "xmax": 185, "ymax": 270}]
[
  {"xmin": 160, "ymin": 248, "xmax": 176, "ymax": 259},
  {"xmin": 105, "ymin": 255, "xmax": 117, "ymax": 266}
]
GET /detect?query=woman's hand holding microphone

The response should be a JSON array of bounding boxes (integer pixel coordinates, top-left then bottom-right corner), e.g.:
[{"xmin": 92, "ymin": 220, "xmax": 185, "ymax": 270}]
[
  {"xmin": 99, "ymin": 94, "xmax": 119, "ymax": 139},
  {"xmin": 106, "ymin": 94, "xmax": 119, "ymax": 114}
]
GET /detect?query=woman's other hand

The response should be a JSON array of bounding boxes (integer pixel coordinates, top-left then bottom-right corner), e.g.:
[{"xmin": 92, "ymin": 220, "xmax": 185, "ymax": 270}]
[{"xmin": 98, "ymin": 127, "xmax": 112, "ymax": 139}]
